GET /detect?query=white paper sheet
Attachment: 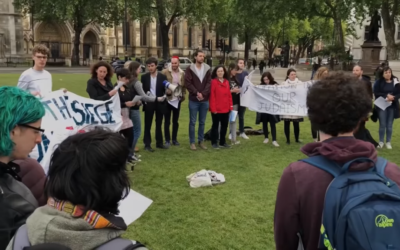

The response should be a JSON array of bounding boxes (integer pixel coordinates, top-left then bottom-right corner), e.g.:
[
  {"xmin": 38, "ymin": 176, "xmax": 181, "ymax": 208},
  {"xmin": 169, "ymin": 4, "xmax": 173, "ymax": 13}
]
[
  {"xmin": 230, "ymin": 110, "xmax": 238, "ymax": 122},
  {"xmin": 114, "ymin": 81, "xmax": 124, "ymax": 90},
  {"xmin": 374, "ymin": 96, "xmax": 392, "ymax": 111},
  {"xmin": 168, "ymin": 98, "xmax": 180, "ymax": 109},
  {"xmin": 118, "ymin": 189, "xmax": 153, "ymax": 226},
  {"xmin": 132, "ymin": 95, "xmax": 142, "ymax": 103}
]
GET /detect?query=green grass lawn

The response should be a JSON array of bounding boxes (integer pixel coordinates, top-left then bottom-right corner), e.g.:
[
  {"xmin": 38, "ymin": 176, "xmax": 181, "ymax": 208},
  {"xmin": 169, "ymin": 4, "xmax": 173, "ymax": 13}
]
[{"xmin": 1, "ymin": 73, "xmax": 400, "ymax": 250}]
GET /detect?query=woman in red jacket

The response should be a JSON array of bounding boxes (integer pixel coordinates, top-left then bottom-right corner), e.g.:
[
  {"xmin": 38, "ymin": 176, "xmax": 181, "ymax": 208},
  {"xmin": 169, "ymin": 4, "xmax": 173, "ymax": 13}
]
[{"xmin": 209, "ymin": 65, "xmax": 233, "ymax": 149}]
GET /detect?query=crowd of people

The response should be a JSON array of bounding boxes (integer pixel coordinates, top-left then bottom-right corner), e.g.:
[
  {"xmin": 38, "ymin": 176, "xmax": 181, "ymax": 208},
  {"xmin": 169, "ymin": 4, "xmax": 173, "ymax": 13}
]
[{"xmin": 1, "ymin": 43, "xmax": 400, "ymax": 249}]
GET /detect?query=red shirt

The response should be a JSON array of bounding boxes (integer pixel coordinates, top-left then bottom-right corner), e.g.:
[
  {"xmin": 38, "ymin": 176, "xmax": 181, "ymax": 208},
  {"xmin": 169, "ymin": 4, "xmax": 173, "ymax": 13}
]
[{"xmin": 209, "ymin": 78, "xmax": 233, "ymax": 113}]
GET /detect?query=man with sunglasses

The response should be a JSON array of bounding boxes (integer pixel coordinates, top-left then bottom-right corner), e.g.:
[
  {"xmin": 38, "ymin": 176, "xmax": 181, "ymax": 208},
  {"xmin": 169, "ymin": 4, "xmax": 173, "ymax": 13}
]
[{"xmin": 17, "ymin": 44, "xmax": 52, "ymax": 97}]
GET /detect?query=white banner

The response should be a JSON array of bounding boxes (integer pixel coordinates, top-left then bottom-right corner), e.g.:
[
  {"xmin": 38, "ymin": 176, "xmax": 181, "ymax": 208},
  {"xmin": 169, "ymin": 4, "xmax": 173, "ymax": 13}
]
[
  {"xmin": 29, "ymin": 90, "xmax": 122, "ymax": 173},
  {"xmin": 240, "ymin": 78, "xmax": 314, "ymax": 116}
]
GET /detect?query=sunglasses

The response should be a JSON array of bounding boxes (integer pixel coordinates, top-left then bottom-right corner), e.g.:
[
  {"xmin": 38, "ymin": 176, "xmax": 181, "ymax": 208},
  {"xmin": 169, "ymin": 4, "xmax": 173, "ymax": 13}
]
[{"xmin": 18, "ymin": 124, "xmax": 45, "ymax": 134}]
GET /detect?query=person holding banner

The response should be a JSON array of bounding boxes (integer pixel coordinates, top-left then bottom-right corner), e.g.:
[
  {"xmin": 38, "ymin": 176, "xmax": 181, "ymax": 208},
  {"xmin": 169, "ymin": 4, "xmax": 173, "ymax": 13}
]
[
  {"xmin": 17, "ymin": 44, "xmax": 52, "ymax": 97},
  {"xmin": 235, "ymin": 59, "xmax": 250, "ymax": 140},
  {"xmin": 86, "ymin": 61, "xmax": 117, "ymax": 101},
  {"xmin": 0, "ymin": 87, "xmax": 45, "ymax": 250},
  {"xmin": 280, "ymin": 69, "xmax": 304, "ymax": 145},
  {"xmin": 256, "ymin": 72, "xmax": 280, "ymax": 147},
  {"xmin": 228, "ymin": 63, "xmax": 241, "ymax": 145},
  {"xmin": 209, "ymin": 65, "xmax": 233, "ymax": 149}
]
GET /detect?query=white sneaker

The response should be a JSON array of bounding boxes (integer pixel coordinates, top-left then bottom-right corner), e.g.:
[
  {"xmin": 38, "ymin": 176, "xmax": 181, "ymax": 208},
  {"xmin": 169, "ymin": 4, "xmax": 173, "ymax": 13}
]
[
  {"xmin": 386, "ymin": 142, "xmax": 392, "ymax": 149},
  {"xmin": 231, "ymin": 140, "xmax": 241, "ymax": 145},
  {"xmin": 263, "ymin": 138, "xmax": 269, "ymax": 144},
  {"xmin": 229, "ymin": 134, "xmax": 232, "ymax": 140},
  {"xmin": 240, "ymin": 133, "xmax": 249, "ymax": 139},
  {"xmin": 378, "ymin": 142, "xmax": 384, "ymax": 149},
  {"xmin": 272, "ymin": 141, "xmax": 280, "ymax": 147}
]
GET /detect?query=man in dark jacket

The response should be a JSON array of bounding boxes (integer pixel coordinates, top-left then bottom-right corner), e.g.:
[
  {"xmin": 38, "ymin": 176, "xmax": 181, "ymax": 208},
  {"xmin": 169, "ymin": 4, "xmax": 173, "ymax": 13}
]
[
  {"xmin": 185, "ymin": 50, "xmax": 211, "ymax": 150},
  {"xmin": 274, "ymin": 73, "xmax": 400, "ymax": 250},
  {"xmin": 352, "ymin": 65, "xmax": 379, "ymax": 147}
]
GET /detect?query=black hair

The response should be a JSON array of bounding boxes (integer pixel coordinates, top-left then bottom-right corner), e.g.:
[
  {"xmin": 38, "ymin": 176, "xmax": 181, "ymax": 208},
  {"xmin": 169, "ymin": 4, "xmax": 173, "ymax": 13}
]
[
  {"xmin": 211, "ymin": 65, "xmax": 229, "ymax": 79},
  {"xmin": 193, "ymin": 49, "xmax": 205, "ymax": 57},
  {"xmin": 307, "ymin": 72, "xmax": 372, "ymax": 136},
  {"xmin": 91, "ymin": 61, "xmax": 114, "ymax": 81},
  {"xmin": 260, "ymin": 71, "xmax": 275, "ymax": 85},
  {"xmin": 145, "ymin": 57, "xmax": 158, "ymax": 66},
  {"xmin": 116, "ymin": 68, "xmax": 131, "ymax": 79},
  {"xmin": 380, "ymin": 66, "xmax": 395, "ymax": 80},
  {"xmin": 45, "ymin": 128, "xmax": 131, "ymax": 214}
]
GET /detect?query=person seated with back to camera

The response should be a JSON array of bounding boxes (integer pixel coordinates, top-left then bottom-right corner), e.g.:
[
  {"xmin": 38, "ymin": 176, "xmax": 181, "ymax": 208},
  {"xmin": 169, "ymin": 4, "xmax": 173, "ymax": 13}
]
[{"xmin": 7, "ymin": 128, "xmax": 148, "ymax": 250}]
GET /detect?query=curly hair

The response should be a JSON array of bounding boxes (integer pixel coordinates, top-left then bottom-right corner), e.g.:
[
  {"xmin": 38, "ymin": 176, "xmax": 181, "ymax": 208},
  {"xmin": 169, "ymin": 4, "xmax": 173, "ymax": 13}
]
[
  {"xmin": 0, "ymin": 87, "xmax": 45, "ymax": 156},
  {"xmin": 307, "ymin": 72, "xmax": 372, "ymax": 136},
  {"xmin": 313, "ymin": 67, "xmax": 329, "ymax": 80},
  {"xmin": 90, "ymin": 61, "xmax": 113, "ymax": 81},
  {"xmin": 32, "ymin": 44, "xmax": 50, "ymax": 56}
]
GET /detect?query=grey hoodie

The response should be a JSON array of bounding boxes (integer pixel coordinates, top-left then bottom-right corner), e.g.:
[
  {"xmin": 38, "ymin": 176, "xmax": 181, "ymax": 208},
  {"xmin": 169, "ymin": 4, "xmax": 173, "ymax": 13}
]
[{"xmin": 7, "ymin": 206, "xmax": 124, "ymax": 250}]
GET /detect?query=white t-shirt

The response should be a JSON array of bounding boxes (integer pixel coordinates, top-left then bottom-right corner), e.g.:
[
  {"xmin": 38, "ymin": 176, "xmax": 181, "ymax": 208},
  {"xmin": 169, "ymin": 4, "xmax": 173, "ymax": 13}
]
[{"xmin": 17, "ymin": 68, "xmax": 52, "ymax": 97}]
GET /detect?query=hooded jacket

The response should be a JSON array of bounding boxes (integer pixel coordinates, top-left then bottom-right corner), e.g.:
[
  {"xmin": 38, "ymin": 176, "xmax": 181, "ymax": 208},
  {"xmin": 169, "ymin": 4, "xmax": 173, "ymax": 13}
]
[
  {"xmin": 161, "ymin": 65, "xmax": 186, "ymax": 99},
  {"xmin": 184, "ymin": 63, "xmax": 211, "ymax": 102},
  {"xmin": 274, "ymin": 137, "xmax": 400, "ymax": 250}
]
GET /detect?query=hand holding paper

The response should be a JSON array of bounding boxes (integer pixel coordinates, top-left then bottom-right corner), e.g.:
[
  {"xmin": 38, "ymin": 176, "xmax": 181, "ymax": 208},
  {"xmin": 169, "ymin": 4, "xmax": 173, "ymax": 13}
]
[
  {"xmin": 118, "ymin": 189, "xmax": 153, "ymax": 226},
  {"xmin": 374, "ymin": 96, "xmax": 392, "ymax": 110}
]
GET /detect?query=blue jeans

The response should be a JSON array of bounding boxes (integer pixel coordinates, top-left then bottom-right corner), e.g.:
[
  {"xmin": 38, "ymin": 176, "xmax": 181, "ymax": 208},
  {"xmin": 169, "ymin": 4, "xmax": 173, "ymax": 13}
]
[
  {"xmin": 189, "ymin": 100, "xmax": 209, "ymax": 144},
  {"xmin": 378, "ymin": 107, "xmax": 394, "ymax": 142},
  {"xmin": 129, "ymin": 109, "xmax": 142, "ymax": 149}
]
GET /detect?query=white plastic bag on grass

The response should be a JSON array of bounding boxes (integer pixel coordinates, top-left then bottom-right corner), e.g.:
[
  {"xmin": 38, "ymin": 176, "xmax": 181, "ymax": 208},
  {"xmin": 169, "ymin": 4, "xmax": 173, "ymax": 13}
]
[{"xmin": 186, "ymin": 169, "xmax": 212, "ymax": 188}]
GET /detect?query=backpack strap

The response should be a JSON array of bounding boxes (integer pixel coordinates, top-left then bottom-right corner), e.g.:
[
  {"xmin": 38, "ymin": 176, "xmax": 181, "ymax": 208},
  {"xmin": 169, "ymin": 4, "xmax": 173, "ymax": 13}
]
[
  {"xmin": 300, "ymin": 155, "xmax": 341, "ymax": 177},
  {"xmin": 12, "ymin": 224, "xmax": 30, "ymax": 250},
  {"xmin": 375, "ymin": 156, "xmax": 388, "ymax": 176},
  {"xmin": 96, "ymin": 238, "xmax": 146, "ymax": 250}
]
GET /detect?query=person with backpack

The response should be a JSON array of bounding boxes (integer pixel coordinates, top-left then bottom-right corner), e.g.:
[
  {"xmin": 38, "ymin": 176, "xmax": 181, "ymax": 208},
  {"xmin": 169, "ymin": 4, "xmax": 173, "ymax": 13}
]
[
  {"xmin": 0, "ymin": 87, "xmax": 45, "ymax": 250},
  {"xmin": 7, "ymin": 129, "xmax": 148, "ymax": 250},
  {"xmin": 274, "ymin": 72, "xmax": 400, "ymax": 250}
]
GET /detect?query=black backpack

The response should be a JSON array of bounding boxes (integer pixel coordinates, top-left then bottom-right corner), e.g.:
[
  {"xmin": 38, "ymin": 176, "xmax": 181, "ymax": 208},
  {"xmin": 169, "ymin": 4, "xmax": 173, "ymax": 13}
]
[{"xmin": 12, "ymin": 224, "xmax": 147, "ymax": 250}]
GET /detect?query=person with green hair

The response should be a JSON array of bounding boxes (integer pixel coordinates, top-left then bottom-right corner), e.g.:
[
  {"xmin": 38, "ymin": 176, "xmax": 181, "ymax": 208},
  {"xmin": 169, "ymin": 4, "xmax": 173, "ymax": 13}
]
[{"xmin": 0, "ymin": 86, "xmax": 45, "ymax": 249}]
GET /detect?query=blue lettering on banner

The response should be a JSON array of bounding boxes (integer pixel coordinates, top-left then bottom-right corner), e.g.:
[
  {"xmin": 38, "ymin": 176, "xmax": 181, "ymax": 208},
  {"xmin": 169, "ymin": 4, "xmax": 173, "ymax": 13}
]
[
  {"xmin": 105, "ymin": 101, "xmax": 116, "ymax": 124},
  {"xmin": 41, "ymin": 100, "xmax": 58, "ymax": 120},
  {"xmin": 84, "ymin": 104, "xmax": 99, "ymax": 125},
  {"xmin": 71, "ymin": 100, "xmax": 85, "ymax": 126},
  {"xmin": 52, "ymin": 97, "xmax": 72, "ymax": 120},
  {"xmin": 36, "ymin": 134, "xmax": 50, "ymax": 162}
]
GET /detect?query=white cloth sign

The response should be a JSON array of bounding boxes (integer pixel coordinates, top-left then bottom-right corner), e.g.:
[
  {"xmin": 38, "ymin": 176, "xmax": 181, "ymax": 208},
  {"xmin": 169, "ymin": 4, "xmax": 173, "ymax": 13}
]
[
  {"xmin": 240, "ymin": 78, "xmax": 314, "ymax": 116},
  {"xmin": 29, "ymin": 90, "xmax": 122, "ymax": 173}
]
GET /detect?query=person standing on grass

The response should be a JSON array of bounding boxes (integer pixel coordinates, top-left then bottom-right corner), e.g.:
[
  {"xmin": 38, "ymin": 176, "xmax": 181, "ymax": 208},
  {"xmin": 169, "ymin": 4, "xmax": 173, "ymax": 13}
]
[
  {"xmin": 373, "ymin": 66, "xmax": 400, "ymax": 149},
  {"xmin": 310, "ymin": 66, "xmax": 329, "ymax": 142},
  {"xmin": 17, "ymin": 44, "xmax": 52, "ymax": 97},
  {"xmin": 185, "ymin": 50, "xmax": 211, "ymax": 151},
  {"xmin": 86, "ymin": 61, "xmax": 117, "ymax": 101},
  {"xmin": 209, "ymin": 65, "xmax": 233, "ymax": 149},
  {"xmin": 235, "ymin": 58, "xmax": 250, "ymax": 140},
  {"xmin": 161, "ymin": 56, "xmax": 186, "ymax": 147},
  {"xmin": 280, "ymin": 68, "xmax": 304, "ymax": 144},
  {"xmin": 274, "ymin": 73, "xmax": 400, "ymax": 250},
  {"xmin": 352, "ymin": 65, "xmax": 378, "ymax": 148},
  {"xmin": 141, "ymin": 57, "xmax": 168, "ymax": 152},
  {"xmin": 256, "ymin": 72, "xmax": 280, "ymax": 147},
  {"xmin": 228, "ymin": 63, "xmax": 241, "ymax": 145}
]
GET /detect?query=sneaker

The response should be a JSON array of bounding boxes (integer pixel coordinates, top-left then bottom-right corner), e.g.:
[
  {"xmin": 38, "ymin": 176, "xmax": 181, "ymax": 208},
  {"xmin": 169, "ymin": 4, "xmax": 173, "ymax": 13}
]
[
  {"xmin": 240, "ymin": 133, "xmax": 249, "ymax": 139},
  {"xmin": 198, "ymin": 141, "xmax": 208, "ymax": 150},
  {"xmin": 272, "ymin": 141, "xmax": 280, "ymax": 147},
  {"xmin": 172, "ymin": 140, "xmax": 180, "ymax": 146},
  {"xmin": 129, "ymin": 155, "xmax": 141, "ymax": 162},
  {"xmin": 212, "ymin": 144, "xmax": 220, "ymax": 149},
  {"xmin": 190, "ymin": 143, "xmax": 197, "ymax": 150},
  {"xmin": 220, "ymin": 143, "xmax": 231, "ymax": 148},
  {"xmin": 263, "ymin": 138, "xmax": 269, "ymax": 144},
  {"xmin": 134, "ymin": 154, "xmax": 141, "ymax": 158},
  {"xmin": 229, "ymin": 134, "xmax": 232, "ymax": 140},
  {"xmin": 165, "ymin": 141, "xmax": 171, "ymax": 148},
  {"xmin": 378, "ymin": 142, "xmax": 384, "ymax": 149},
  {"xmin": 231, "ymin": 140, "xmax": 240, "ymax": 145},
  {"xmin": 386, "ymin": 142, "xmax": 392, "ymax": 149}
]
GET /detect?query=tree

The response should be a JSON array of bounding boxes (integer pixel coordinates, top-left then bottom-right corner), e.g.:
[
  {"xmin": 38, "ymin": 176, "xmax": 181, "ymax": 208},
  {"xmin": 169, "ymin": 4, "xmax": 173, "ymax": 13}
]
[
  {"xmin": 130, "ymin": 0, "xmax": 231, "ymax": 59},
  {"xmin": 13, "ymin": 0, "xmax": 123, "ymax": 65}
]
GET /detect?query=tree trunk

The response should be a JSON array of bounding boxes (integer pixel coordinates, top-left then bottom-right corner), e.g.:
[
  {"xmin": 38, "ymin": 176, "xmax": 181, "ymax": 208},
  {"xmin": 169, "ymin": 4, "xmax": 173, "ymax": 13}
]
[
  {"xmin": 159, "ymin": 19, "xmax": 170, "ymax": 60},
  {"xmin": 72, "ymin": 26, "xmax": 83, "ymax": 66},
  {"xmin": 244, "ymin": 31, "xmax": 250, "ymax": 63},
  {"xmin": 381, "ymin": 0, "xmax": 397, "ymax": 60},
  {"xmin": 333, "ymin": 16, "xmax": 344, "ymax": 48}
]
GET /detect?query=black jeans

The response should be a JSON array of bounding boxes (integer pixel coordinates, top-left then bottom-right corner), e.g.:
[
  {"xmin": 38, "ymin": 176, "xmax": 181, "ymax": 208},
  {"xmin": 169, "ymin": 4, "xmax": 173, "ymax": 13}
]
[
  {"xmin": 164, "ymin": 101, "xmax": 181, "ymax": 142},
  {"xmin": 284, "ymin": 121, "xmax": 300, "ymax": 143},
  {"xmin": 261, "ymin": 114, "xmax": 276, "ymax": 141},
  {"xmin": 238, "ymin": 106, "xmax": 246, "ymax": 133},
  {"xmin": 211, "ymin": 112, "xmax": 230, "ymax": 145},
  {"xmin": 143, "ymin": 103, "xmax": 165, "ymax": 147}
]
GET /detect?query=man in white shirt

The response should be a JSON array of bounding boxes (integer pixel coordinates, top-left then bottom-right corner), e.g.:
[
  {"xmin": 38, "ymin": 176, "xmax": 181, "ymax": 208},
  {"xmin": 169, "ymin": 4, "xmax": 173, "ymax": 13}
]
[{"xmin": 17, "ymin": 44, "xmax": 52, "ymax": 97}]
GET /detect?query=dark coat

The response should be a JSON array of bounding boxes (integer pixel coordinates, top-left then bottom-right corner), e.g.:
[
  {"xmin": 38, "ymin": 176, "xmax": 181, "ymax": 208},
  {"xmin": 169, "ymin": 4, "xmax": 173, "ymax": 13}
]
[
  {"xmin": 86, "ymin": 78, "xmax": 114, "ymax": 101},
  {"xmin": 373, "ymin": 78, "xmax": 400, "ymax": 119},
  {"xmin": 185, "ymin": 64, "xmax": 212, "ymax": 102},
  {"xmin": 141, "ymin": 72, "xmax": 167, "ymax": 112}
]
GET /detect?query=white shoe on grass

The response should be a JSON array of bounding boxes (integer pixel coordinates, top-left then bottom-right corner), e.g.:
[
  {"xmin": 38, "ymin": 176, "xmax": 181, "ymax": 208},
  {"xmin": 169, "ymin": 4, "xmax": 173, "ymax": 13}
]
[
  {"xmin": 378, "ymin": 142, "xmax": 384, "ymax": 149},
  {"xmin": 386, "ymin": 142, "xmax": 392, "ymax": 149},
  {"xmin": 263, "ymin": 138, "xmax": 269, "ymax": 144},
  {"xmin": 229, "ymin": 134, "xmax": 232, "ymax": 140},
  {"xmin": 272, "ymin": 141, "xmax": 280, "ymax": 147},
  {"xmin": 240, "ymin": 133, "xmax": 249, "ymax": 139}
]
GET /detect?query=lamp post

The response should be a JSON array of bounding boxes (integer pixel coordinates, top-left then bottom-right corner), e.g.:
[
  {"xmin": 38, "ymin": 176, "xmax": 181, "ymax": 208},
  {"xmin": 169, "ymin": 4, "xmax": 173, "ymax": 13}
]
[
  {"xmin": 31, "ymin": 0, "xmax": 35, "ymax": 66},
  {"xmin": 124, "ymin": 0, "xmax": 128, "ymax": 61}
]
